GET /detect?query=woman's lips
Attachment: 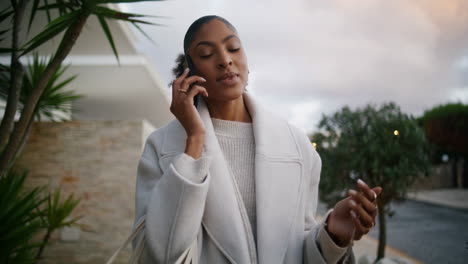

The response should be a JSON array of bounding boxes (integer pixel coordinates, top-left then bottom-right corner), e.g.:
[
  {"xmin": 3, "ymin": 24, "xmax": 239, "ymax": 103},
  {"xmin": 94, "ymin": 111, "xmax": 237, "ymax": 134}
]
[{"xmin": 218, "ymin": 74, "xmax": 239, "ymax": 86}]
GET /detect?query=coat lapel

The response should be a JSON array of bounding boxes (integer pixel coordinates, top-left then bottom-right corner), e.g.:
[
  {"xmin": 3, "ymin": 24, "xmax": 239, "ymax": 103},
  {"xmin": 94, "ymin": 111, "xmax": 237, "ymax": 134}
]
[
  {"xmin": 243, "ymin": 94, "xmax": 304, "ymax": 263},
  {"xmin": 197, "ymin": 97, "xmax": 252, "ymax": 264}
]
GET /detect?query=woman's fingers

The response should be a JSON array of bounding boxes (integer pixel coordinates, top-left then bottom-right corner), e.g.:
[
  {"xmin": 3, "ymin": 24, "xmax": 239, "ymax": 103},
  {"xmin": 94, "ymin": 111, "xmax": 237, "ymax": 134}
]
[
  {"xmin": 349, "ymin": 199, "xmax": 374, "ymax": 229},
  {"xmin": 350, "ymin": 211, "xmax": 367, "ymax": 240},
  {"xmin": 180, "ymin": 76, "xmax": 206, "ymax": 93},
  {"xmin": 373, "ymin": 186, "xmax": 383, "ymax": 197},
  {"xmin": 172, "ymin": 69, "xmax": 206, "ymax": 98},
  {"xmin": 345, "ymin": 183, "xmax": 383, "ymax": 242},
  {"xmin": 186, "ymin": 85, "xmax": 208, "ymax": 100},
  {"xmin": 356, "ymin": 179, "xmax": 378, "ymax": 202},
  {"xmin": 348, "ymin": 189, "xmax": 377, "ymax": 217},
  {"xmin": 172, "ymin": 68, "xmax": 190, "ymax": 97}
]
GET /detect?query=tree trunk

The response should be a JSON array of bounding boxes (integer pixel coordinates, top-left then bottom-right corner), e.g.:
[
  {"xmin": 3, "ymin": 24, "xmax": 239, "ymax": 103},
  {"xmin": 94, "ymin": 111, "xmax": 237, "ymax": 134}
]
[
  {"xmin": 12, "ymin": 113, "xmax": 34, "ymax": 164},
  {"xmin": 451, "ymin": 157, "xmax": 458, "ymax": 188},
  {"xmin": 463, "ymin": 158, "xmax": 468, "ymax": 189},
  {"xmin": 0, "ymin": 10, "xmax": 90, "ymax": 177},
  {"xmin": 376, "ymin": 202, "xmax": 386, "ymax": 262},
  {"xmin": 0, "ymin": 0, "xmax": 29, "ymax": 151},
  {"xmin": 35, "ymin": 229, "xmax": 51, "ymax": 262}
]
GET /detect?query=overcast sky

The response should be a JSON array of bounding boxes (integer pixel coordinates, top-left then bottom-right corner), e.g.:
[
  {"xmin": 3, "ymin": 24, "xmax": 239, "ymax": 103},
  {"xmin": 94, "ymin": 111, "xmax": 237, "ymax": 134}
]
[{"xmin": 119, "ymin": 0, "xmax": 468, "ymax": 134}]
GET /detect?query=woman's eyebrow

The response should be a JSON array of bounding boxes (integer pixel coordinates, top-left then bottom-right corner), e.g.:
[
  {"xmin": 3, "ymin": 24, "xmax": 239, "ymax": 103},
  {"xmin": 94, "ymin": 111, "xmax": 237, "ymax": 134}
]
[{"xmin": 195, "ymin": 35, "xmax": 239, "ymax": 48}]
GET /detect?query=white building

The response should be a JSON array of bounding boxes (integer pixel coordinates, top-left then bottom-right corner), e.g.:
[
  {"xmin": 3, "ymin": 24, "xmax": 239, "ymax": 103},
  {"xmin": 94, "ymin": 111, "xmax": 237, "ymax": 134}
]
[{"xmin": 0, "ymin": 3, "xmax": 173, "ymax": 131}]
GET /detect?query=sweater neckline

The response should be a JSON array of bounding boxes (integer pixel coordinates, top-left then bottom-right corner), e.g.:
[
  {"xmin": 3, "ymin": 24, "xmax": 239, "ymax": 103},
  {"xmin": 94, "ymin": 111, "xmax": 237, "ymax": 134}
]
[{"xmin": 211, "ymin": 117, "xmax": 254, "ymax": 139}]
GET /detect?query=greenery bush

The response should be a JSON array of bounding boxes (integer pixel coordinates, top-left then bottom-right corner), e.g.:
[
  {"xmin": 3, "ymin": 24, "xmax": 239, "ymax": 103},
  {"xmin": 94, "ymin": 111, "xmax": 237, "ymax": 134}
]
[{"xmin": 0, "ymin": 169, "xmax": 81, "ymax": 263}]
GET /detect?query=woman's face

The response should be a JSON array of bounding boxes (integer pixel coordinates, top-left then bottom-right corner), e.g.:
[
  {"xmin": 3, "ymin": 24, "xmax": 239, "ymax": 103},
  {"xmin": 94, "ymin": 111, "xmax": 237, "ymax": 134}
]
[{"xmin": 187, "ymin": 19, "xmax": 249, "ymax": 102}]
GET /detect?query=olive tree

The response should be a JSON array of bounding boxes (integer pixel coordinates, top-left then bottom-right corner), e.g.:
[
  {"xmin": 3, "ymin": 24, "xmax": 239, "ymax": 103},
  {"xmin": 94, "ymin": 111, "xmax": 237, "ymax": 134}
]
[{"xmin": 311, "ymin": 102, "xmax": 430, "ymax": 261}]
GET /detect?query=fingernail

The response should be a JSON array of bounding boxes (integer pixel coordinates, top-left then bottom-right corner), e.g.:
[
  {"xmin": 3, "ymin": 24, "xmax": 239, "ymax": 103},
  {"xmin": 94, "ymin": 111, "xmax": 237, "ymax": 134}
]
[
  {"xmin": 184, "ymin": 68, "xmax": 189, "ymax": 72},
  {"xmin": 349, "ymin": 190, "xmax": 358, "ymax": 196},
  {"xmin": 357, "ymin": 179, "xmax": 366, "ymax": 185},
  {"xmin": 350, "ymin": 200, "xmax": 357, "ymax": 207},
  {"xmin": 350, "ymin": 211, "xmax": 357, "ymax": 218},
  {"xmin": 201, "ymin": 77, "xmax": 206, "ymax": 81}
]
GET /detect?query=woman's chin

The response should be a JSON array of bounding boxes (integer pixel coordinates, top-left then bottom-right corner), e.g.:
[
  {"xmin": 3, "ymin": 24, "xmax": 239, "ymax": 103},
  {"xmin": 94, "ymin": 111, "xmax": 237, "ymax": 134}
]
[{"xmin": 209, "ymin": 87, "xmax": 245, "ymax": 102}]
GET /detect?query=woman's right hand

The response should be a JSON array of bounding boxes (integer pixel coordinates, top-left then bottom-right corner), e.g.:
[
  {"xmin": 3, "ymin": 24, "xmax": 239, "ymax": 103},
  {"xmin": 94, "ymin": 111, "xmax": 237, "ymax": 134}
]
[{"xmin": 170, "ymin": 68, "xmax": 209, "ymax": 159}]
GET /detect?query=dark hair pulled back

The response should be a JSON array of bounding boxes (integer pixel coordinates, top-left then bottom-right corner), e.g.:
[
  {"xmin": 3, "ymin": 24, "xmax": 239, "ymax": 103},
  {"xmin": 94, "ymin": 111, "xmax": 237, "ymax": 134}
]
[
  {"xmin": 172, "ymin": 15, "xmax": 237, "ymax": 79},
  {"xmin": 171, "ymin": 16, "xmax": 238, "ymax": 106}
]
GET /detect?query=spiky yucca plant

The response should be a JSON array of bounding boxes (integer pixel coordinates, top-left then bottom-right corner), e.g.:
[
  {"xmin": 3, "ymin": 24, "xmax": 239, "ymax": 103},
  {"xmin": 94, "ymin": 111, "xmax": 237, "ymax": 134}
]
[
  {"xmin": 0, "ymin": 52, "xmax": 83, "ymax": 122},
  {"xmin": 0, "ymin": 169, "xmax": 82, "ymax": 263},
  {"xmin": 36, "ymin": 188, "xmax": 82, "ymax": 260},
  {"xmin": 0, "ymin": 170, "xmax": 46, "ymax": 264},
  {"xmin": 0, "ymin": 0, "xmax": 166, "ymax": 177}
]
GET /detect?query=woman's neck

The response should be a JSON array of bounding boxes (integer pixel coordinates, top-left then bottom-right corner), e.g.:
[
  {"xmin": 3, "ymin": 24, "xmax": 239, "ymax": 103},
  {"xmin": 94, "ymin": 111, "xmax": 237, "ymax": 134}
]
[{"xmin": 205, "ymin": 95, "xmax": 252, "ymax": 123}]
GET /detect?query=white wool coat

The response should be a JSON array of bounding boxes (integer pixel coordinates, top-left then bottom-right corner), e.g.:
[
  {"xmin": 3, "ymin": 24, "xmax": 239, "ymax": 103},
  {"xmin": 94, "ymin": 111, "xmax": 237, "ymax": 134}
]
[{"xmin": 133, "ymin": 92, "xmax": 355, "ymax": 263}]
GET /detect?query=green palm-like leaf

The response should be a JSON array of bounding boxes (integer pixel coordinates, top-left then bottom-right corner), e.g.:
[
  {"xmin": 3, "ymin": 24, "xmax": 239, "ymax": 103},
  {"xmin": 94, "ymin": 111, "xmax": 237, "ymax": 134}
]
[
  {"xmin": 27, "ymin": 0, "xmax": 41, "ymax": 34},
  {"xmin": 43, "ymin": 0, "xmax": 53, "ymax": 22},
  {"xmin": 44, "ymin": 189, "xmax": 81, "ymax": 230},
  {"xmin": 96, "ymin": 14, "xmax": 120, "ymax": 64},
  {"xmin": 0, "ymin": 170, "xmax": 47, "ymax": 264},
  {"xmin": 0, "ymin": 48, "xmax": 16, "ymax": 53},
  {"xmin": 16, "ymin": 0, "xmax": 166, "ymax": 60},
  {"xmin": 131, "ymin": 21, "xmax": 157, "ymax": 45},
  {"xmin": 0, "ymin": 53, "xmax": 84, "ymax": 121},
  {"xmin": 37, "ymin": 2, "xmax": 78, "ymax": 12},
  {"xmin": 92, "ymin": 5, "xmax": 161, "ymax": 24},
  {"xmin": 0, "ymin": 6, "xmax": 13, "ymax": 50},
  {"xmin": 0, "ymin": 6, "xmax": 13, "ymax": 22},
  {"xmin": 20, "ymin": 10, "xmax": 80, "ymax": 55}
]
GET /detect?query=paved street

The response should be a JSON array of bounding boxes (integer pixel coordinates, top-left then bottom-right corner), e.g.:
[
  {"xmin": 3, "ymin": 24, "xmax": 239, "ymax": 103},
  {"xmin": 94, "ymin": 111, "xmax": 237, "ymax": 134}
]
[{"xmin": 319, "ymin": 200, "xmax": 468, "ymax": 263}]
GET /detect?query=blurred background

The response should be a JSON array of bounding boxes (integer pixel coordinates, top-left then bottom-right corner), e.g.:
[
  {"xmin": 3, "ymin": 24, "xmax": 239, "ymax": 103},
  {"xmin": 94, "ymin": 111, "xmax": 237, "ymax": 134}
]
[{"xmin": 0, "ymin": 0, "xmax": 467, "ymax": 263}]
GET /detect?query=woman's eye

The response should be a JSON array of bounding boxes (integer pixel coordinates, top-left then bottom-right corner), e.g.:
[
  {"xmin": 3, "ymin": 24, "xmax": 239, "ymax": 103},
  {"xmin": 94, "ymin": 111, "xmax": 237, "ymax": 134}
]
[{"xmin": 199, "ymin": 47, "xmax": 239, "ymax": 58}]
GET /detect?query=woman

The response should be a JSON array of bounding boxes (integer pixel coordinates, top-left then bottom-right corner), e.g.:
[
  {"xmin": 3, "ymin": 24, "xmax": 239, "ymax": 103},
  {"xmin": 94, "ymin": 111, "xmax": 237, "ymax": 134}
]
[{"xmin": 133, "ymin": 15, "xmax": 382, "ymax": 264}]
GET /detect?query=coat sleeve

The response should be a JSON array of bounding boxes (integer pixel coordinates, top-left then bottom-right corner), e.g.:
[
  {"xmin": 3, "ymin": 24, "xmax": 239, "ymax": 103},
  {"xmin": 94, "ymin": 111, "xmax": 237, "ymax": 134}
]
[
  {"xmin": 132, "ymin": 131, "xmax": 212, "ymax": 263},
  {"xmin": 301, "ymin": 135, "xmax": 355, "ymax": 264}
]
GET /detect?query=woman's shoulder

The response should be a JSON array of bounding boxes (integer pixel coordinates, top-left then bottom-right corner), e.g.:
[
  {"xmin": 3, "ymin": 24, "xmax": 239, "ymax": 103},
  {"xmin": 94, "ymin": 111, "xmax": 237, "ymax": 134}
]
[
  {"xmin": 141, "ymin": 119, "xmax": 185, "ymax": 157},
  {"xmin": 285, "ymin": 121, "xmax": 321, "ymax": 168},
  {"xmin": 146, "ymin": 119, "xmax": 183, "ymax": 142}
]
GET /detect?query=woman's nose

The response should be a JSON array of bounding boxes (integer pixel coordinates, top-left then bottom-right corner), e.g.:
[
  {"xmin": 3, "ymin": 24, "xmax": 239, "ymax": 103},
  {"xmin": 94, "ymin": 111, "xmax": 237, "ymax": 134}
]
[{"xmin": 217, "ymin": 52, "xmax": 233, "ymax": 68}]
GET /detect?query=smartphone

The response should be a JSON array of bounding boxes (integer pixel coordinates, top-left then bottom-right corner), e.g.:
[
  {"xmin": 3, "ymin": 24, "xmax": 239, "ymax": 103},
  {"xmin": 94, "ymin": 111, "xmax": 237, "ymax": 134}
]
[
  {"xmin": 186, "ymin": 55, "xmax": 195, "ymax": 77},
  {"xmin": 185, "ymin": 55, "xmax": 201, "ymax": 107}
]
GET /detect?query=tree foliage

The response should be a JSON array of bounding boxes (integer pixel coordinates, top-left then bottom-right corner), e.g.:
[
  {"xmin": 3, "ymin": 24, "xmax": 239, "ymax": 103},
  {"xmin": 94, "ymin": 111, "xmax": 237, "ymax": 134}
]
[
  {"xmin": 418, "ymin": 102, "xmax": 468, "ymax": 188},
  {"xmin": 311, "ymin": 102, "xmax": 430, "ymax": 260},
  {"xmin": 418, "ymin": 102, "xmax": 468, "ymax": 160}
]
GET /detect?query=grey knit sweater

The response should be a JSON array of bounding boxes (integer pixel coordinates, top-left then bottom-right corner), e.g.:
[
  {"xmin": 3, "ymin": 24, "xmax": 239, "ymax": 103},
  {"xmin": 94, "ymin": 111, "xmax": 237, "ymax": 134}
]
[{"xmin": 211, "ymin": 117, "xmax": 257, "ymax": 243}]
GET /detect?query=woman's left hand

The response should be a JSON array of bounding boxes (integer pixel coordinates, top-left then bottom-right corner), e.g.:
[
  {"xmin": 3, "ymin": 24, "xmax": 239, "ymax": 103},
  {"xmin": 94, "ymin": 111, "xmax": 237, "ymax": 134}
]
[{"xmin": 325, "ymin": 179, "xmax": 383, "ymax": 247}]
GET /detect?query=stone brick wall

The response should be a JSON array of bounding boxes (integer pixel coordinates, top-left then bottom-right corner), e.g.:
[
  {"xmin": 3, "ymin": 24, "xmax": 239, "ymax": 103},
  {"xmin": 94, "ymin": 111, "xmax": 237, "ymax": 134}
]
[
  {"xmin": 410, "ymin": 162, "xmax": 463, "ymax": 190},
  {"xmin": 14, "ymin": 120, "xmax": 155, "ymax": 264}
]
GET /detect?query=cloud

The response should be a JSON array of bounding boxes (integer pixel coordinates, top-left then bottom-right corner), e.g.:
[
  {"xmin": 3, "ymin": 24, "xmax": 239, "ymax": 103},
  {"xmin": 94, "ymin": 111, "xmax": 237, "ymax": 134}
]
[{"xmin": 121, "ymin": 0, "xmax": 468, "ymax": 132}]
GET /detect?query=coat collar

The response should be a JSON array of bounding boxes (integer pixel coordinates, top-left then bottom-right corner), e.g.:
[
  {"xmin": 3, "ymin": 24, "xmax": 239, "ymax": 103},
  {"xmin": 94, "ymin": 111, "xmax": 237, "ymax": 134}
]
[
  {"xmin": 160, "ymin": 92, "xmax": 300, "ymax": 159},
  {"xmin": 161, "ymin": 92, "xmax": 304, "ymax": 263}
]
